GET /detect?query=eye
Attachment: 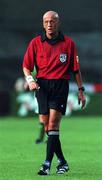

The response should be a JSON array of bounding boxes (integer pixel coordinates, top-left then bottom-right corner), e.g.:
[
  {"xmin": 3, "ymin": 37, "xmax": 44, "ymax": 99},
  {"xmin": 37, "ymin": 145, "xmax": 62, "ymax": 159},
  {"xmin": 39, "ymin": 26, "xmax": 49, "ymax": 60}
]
[{"xmin": 44, "ymin": 20, "xmax": 56, "ymax": 25}]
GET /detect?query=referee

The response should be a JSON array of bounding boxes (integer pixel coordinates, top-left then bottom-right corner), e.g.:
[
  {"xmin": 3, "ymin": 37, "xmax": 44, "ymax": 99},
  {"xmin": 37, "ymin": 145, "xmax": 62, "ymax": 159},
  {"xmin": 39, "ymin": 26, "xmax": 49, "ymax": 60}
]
[{"xmin": 22, "ymin": 10, "xmax": 86, "ymax": 175}]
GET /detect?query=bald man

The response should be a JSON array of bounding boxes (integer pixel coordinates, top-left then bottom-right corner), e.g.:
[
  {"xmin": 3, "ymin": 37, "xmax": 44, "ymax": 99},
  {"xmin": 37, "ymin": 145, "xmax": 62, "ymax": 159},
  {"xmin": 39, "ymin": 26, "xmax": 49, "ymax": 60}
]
[{"xmin": 23, "ymin": 10, "xmax": 86, "ymax": 175}]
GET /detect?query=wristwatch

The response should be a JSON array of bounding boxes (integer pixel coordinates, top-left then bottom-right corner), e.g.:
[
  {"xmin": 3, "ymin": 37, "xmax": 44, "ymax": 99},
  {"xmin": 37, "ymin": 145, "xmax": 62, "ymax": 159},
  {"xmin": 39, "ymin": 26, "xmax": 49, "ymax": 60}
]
[{"xmin": 78, "ymin": 86, "xmax": 85, "ymax": 91}]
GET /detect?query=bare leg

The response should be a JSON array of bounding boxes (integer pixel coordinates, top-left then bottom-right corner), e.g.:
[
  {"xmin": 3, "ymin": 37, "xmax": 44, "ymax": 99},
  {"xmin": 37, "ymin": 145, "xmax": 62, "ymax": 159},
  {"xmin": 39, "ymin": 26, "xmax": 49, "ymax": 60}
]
[
  {"xmin": 35, "ymin": 115, "xmax": 49, "ymax": 144},
  {"xmin": 39, "ymin": 114, "xmax": 49, "ymax": 132},
  {"xmin": 48, "ymin": 109, "xmax": 62, "ymax": 131}
]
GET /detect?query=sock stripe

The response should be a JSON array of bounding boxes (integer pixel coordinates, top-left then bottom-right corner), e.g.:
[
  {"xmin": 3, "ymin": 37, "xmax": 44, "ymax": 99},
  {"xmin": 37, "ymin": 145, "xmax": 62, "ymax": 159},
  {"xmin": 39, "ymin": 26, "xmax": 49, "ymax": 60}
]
[{"xmin": 48, "ymin": 131, "xmax": 59, "ymax": 135}]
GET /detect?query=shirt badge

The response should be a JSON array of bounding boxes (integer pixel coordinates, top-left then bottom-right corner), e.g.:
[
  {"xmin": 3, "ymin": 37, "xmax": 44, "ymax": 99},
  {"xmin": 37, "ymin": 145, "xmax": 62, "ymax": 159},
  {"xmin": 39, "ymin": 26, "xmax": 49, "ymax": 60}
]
[{"xmin": 60, "ymin": 54, "xmax": 67, "ymax": 63}]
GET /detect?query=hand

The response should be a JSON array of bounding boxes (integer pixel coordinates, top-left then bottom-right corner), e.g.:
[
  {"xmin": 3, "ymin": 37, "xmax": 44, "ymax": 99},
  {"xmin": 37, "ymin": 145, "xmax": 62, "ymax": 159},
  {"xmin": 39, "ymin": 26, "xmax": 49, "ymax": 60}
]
[
  {"xmin": 78, "ymin": 90, "xmax": 86, "ymax": 109},
  {"xmin": 28, "ymin": 81, "xmax": 40, "ymax": 91}
]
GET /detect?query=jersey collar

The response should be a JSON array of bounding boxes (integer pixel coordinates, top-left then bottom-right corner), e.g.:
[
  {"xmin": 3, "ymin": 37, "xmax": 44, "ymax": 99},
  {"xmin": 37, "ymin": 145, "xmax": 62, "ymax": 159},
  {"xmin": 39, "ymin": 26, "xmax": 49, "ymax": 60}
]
[{"xmin": 41, "ymin": 31, "xmax": 64, "ymax": 44}]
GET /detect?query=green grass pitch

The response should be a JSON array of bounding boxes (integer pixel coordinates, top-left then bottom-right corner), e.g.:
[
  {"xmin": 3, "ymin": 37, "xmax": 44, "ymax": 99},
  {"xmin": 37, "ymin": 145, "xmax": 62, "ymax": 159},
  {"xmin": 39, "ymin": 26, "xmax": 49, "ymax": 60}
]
[{"xmin": 0, "ymin": 116, "xmax": 102, "ymax": 180}]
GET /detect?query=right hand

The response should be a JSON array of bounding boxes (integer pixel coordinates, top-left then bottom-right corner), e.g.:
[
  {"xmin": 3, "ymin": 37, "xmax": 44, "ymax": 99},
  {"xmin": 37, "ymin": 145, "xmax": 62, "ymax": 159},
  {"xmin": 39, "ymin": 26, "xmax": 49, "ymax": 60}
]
[
  {"xmin": 78, "ymin": 90, "xmax": 86, "ymax": 109},
  {"xmin": 28, "ymin": 81, "xmax": 40, "ymax": 91}
]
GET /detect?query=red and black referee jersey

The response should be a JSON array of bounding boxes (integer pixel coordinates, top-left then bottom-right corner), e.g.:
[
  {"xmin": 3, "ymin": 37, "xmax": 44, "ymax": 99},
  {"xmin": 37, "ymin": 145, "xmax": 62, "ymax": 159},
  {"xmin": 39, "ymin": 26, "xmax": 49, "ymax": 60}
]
[{"xmin": 23, "ymin": 32, "xmax": 80, "ymax": 79}]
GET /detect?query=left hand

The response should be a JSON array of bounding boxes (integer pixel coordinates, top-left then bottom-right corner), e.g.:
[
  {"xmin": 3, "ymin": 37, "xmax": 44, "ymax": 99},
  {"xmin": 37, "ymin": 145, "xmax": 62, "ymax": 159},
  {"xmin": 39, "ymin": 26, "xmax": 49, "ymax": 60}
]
[{"xmin": 78, "ymin": 90, "xmax": 86, "ymax": 109}]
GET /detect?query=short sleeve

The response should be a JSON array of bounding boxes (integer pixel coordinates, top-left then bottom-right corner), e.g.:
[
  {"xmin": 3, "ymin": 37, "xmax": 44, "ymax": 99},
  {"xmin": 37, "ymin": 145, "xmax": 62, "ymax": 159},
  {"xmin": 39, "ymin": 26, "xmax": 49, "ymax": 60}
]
[
  {"xmin": 70, "ymin": 40, "xmax": 80, "ymax": 72},
  {"xmin": 22, "ymin": 39, "xmax": 36, "ymax": 72}
]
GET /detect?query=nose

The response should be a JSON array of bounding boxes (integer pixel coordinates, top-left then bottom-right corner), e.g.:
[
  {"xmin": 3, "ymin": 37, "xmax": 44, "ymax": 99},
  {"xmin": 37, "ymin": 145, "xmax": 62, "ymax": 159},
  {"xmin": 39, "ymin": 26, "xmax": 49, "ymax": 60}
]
[{"xmin": 48, "ymin": 21, "xmax": 51, "ymax": 26}]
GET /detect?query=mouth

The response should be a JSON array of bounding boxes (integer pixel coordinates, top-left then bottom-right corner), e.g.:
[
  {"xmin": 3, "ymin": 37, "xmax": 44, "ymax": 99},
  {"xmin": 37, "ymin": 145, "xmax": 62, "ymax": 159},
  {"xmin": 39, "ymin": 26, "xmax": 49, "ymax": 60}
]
[{"xmin": 48, "ymin": 28, "xmax": 52, "ymax": 31}]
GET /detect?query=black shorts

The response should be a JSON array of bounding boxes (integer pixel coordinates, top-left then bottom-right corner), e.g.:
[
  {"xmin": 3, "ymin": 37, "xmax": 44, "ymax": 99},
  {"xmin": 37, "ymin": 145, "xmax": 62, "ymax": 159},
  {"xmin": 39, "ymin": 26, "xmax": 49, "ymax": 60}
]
[{"xmin": 35, "ymin": 78, "xmax": 69, "ymax": 115}]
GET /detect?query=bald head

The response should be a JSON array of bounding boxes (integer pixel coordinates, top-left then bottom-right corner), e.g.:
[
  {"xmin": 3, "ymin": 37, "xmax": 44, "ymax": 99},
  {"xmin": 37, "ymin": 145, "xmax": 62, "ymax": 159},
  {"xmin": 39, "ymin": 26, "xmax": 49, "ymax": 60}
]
[
  {"xmin": 42, "ymin": 10, "xmax": 60, "ymax": 39},
  {"xmin": 43, "ymin": 11, "xmax": 59, "ymax": 21}
]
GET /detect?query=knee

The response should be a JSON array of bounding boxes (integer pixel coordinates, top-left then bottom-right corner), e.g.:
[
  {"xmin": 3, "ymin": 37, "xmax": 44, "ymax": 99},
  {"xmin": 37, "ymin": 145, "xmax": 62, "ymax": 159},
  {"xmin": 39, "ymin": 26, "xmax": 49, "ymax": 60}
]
[{"xmin": 48, "ymin": 120, "xmax": 59, "ymax": 131}]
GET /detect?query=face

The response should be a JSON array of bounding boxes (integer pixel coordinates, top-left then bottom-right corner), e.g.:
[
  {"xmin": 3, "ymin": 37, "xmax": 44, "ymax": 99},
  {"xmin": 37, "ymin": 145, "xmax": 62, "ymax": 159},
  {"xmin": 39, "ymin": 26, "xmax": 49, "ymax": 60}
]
[{"xmin": 43, "ymin": 12, "xmax": 59, "ymax": 38}]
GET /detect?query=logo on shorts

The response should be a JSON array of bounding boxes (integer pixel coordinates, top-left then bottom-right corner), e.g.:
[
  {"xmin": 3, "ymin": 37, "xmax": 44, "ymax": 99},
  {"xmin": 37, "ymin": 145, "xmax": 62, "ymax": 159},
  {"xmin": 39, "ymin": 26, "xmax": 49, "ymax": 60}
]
[{"xmin": 60, "ymin": 54, "xmax": 67, "ymax": 63}]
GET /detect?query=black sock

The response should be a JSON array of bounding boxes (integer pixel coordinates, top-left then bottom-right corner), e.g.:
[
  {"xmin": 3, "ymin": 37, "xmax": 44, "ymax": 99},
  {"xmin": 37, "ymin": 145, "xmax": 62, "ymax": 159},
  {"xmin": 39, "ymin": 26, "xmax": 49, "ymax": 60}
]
[
  {"xmin": 45, "ymin": 131, "xmax": 58, "ymax": 165},
  {"xmin": 45, "ymin": 130, "xmax": 66, "ymax": 166},
  {"xmin": 54, "ymin": 132, "xmax": 66, "ymax": 164}
]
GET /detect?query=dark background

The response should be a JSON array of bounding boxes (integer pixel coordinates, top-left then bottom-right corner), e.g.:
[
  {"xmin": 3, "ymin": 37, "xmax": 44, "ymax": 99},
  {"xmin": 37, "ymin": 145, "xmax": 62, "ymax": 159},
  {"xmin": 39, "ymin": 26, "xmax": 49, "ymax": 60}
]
[{"xmin": 0, "ymin": 0, "xmax": 102, "ymax": 91}]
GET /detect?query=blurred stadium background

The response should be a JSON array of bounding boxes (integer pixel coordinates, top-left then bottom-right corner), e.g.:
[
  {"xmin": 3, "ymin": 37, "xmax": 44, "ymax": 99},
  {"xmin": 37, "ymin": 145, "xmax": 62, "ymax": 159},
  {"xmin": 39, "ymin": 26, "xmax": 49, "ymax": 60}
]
[{"xmin": 0, "ymin": 0, "xmax": 102, "ymax": 116}]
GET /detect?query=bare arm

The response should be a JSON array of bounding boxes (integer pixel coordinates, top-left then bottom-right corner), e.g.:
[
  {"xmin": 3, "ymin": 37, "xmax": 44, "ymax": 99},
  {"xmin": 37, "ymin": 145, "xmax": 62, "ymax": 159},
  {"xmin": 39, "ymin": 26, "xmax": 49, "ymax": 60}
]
[
  {"xmin": 23, "ymin": 67, "xmax": 40, "ymax": 91},
  {"xmin": 23, "ymin": 67, "xmax": 32, "ymax": 76},
  {"xmin": 74, "ymin": 70, "xmax": 86, "ymax": 109}
]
